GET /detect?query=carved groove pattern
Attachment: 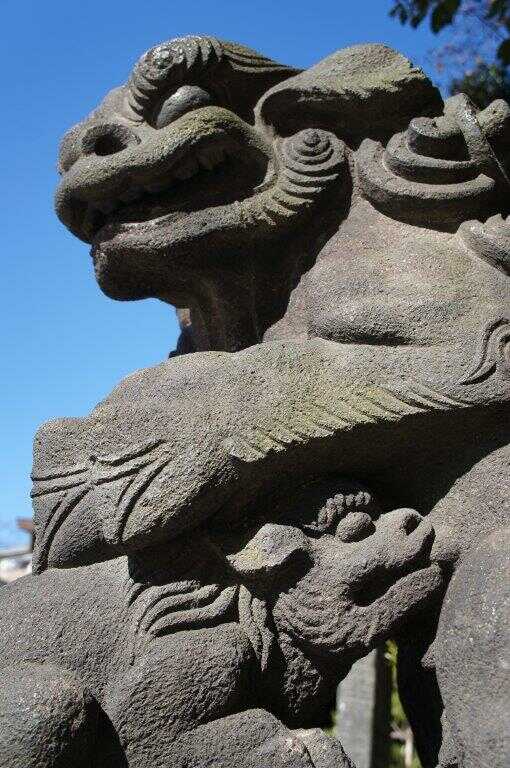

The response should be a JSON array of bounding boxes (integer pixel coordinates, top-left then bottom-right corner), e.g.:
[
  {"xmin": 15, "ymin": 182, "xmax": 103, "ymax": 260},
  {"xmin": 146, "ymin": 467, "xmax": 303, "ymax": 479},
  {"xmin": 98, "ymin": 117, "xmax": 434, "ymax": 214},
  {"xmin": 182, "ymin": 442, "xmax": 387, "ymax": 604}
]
[
  {"xmin": 459, "ymin": 318, "xmax": 510, "ymax": 384},
  {"xmin": 460, "ymin": 213, "xmax": 510, "ymax": 275},
  {"xmin": 238, "ymin": 586, "xmax": 274, "ymax": 672},
  {"xmin": 223, "ymin": 382, "xmax": 471, "ymax": 463},
  {"xmin": 128, "ymin": 36, "xmax": 294, "ymax": 121},
  {"xmin": 356, "ymin": 95, "xmax": 510, "ymax": 229},
  {"xmin": 31, "ymin": 441, "xmax": 171, "ymax": 570},
  {"xmin": 242, "ymin": 129, "xmax": 345, "ymax": 228}
]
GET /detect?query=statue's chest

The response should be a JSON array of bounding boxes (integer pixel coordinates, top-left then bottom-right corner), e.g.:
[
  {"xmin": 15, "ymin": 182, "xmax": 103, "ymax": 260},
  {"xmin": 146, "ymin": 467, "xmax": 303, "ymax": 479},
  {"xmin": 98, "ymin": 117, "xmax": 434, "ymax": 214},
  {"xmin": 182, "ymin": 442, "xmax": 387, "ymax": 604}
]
[{"xmin": 104, "ymin": 621, "xmax": 254, "ymax": 755}]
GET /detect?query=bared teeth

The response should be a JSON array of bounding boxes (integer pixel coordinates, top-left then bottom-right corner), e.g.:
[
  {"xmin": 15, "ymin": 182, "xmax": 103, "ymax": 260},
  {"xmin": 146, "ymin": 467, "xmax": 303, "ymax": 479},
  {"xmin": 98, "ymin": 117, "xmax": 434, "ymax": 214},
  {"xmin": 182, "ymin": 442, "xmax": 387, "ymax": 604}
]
[{"xmin": 89, "ymin": 144, "xmax": 227, "ymax": 220}]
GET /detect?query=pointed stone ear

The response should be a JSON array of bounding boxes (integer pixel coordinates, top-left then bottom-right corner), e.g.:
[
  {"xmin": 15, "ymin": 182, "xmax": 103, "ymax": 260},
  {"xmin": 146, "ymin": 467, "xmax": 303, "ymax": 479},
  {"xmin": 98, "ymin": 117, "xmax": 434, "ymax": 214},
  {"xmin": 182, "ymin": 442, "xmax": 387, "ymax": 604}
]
[{"xmin": 227, "ymin": 523, "xmax": 310, "ymax": 580}]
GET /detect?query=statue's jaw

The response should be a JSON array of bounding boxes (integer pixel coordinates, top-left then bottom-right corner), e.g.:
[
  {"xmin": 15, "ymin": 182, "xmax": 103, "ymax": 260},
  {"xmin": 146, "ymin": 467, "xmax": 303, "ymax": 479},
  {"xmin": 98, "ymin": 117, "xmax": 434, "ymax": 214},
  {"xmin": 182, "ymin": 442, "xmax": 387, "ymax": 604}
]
[
  {"xmin": 55, "ymin": 105, "xmax": 272, "ymax": 250},
  {"xmin": 56, "ymin": 96, "xmax": 347, "ymax": 303}
]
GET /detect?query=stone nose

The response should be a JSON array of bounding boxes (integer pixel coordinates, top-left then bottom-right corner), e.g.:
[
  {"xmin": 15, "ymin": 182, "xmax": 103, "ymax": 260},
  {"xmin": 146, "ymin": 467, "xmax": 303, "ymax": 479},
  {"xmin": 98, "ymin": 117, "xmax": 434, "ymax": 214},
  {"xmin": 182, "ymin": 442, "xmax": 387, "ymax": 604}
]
[
  {"xmin": 227, "ymin": 523, "xmax": 309, "ymax": 580},
  {"xmin": 81, "ymin": 123, "xmax": 141, "ymax": 157},
  {"xmin": 374, "ymin": 508, "xmax": 435, "ymax": 569},
  {"xmin": 58, "ymin": 122, "xmax": 141, "ymax": 173}
]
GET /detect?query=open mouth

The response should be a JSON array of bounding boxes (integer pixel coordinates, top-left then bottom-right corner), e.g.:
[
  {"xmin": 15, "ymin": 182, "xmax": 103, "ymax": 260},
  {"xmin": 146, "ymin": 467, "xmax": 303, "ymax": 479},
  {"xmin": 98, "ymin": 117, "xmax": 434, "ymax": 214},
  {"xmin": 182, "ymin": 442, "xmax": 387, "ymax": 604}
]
[
  {"xmin": 353, "ymin": 550, "xmax": 435, "ymax": 607},
  {"xmin": 55, "ymin": 108, "xmax": 273, "ymax": 246},
  {"xmin": 88, "ymin": 145, "xmax": 266, "ymax": 244}
]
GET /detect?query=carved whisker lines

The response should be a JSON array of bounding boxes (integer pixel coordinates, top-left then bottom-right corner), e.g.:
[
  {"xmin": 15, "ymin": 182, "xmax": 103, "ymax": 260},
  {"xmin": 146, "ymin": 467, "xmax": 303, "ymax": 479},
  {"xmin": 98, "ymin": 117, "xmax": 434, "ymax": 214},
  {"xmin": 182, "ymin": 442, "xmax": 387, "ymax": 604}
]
[
  {"xmin": 31, "ymin": 441, "xmax": 167, "ymax": 498},
  {"xmin": 130, "ymin": 581, "xmax": 238, "ymax": 641},
  {"xmin": 123, "ymin": 571, "xmax": 200, "ymax": 613},
  {"xmin": 94, "ymin": 440, "xmax": 164, "ymax": 468},
  {"xmin": 138, "ymin": 584, "xmax": 222, "ymax": 635},
  {"xmin": 92, "ymin": 441, "xmax": 167, "ymax": 493},
  {"xmin": 151, "ymin": 586, "xmax": 238, "ymax": 636},
  {"xmin": 31, "ymin": 439, "xmax": 175, "ymax": 567},
  {"xmin": 104, "ymin": 455, "xmax": 172, "ymax": 544},
  {"xmin": 31, "ymin": 477, "xmax": 88, "ymax": 497},
  {"xmin": 93, "ymin": 462, "xmax": 154, "ymax": 485},
  {"xmin": 35, "ymin": 484, "xmax": 91, "ymax": 571},
  {"xmin": 31, "ymin": 464, "xmax": 88, "ymax": 498},
  {"xmin": 32, "ymin": 464, "xmax": 88, "ymax": 482},
  {"xmin": 87, "ymin": 441, "xmax": 171, "ymax": 545},
  {"xmin": 113, "ymin": 471, "xmax": 138, "ymax": 508}
]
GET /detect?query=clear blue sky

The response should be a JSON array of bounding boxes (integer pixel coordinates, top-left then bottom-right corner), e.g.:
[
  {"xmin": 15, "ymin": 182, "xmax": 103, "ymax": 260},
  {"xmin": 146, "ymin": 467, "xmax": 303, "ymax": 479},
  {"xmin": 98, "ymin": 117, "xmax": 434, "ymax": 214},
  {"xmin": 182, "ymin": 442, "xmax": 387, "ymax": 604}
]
[{"xmin": 0, "ymin": 0, "xmax": 440, "ymax": 547}]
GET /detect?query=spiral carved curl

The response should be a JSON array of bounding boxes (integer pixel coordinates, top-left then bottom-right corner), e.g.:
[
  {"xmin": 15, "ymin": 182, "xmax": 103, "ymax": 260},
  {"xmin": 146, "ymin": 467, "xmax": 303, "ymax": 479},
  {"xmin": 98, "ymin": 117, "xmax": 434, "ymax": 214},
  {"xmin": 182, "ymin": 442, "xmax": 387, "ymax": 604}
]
[
  {"xmin": 242, "ymin": 129, "xmax": 346, "ymax": 228},
  {"xmin": 127, "ymin": 35, "xmax": 297, "ymax": 123},
  {"xmin": 356, "ymin": 94, "xmax": 510, "ymax": 231}
]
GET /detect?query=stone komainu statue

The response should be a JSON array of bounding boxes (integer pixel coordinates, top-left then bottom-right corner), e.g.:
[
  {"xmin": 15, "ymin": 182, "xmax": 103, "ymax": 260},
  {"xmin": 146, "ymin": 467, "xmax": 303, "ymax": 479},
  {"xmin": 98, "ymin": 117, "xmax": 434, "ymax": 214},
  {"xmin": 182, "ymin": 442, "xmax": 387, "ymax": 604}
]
[{"xmin": 0, "ymin": 37, "xmax": 508, "ymax": 768}]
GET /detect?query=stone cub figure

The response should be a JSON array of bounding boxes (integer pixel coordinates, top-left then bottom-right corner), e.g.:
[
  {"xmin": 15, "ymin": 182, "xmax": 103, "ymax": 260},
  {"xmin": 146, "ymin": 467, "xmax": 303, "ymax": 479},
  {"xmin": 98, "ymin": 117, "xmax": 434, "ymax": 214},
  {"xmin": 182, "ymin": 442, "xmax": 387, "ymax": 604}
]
[{"xmin": 0, "ymin": 478, "xmax": 441, "ymax": 768}]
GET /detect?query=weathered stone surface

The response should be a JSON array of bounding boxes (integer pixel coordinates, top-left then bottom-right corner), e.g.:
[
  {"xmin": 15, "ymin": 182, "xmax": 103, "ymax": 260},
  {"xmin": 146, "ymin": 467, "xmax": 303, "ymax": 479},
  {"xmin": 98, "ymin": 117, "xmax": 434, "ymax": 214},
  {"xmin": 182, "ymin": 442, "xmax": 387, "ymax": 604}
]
[
  {"xmin": 1, "ymin": 35, "xmax": 508, "ymax": 767},
  {"xmin": 434, "ymin": 528, "xmax": 510, "ymax": 768},
  {"xmin": 0, "ymin": 485, "xmax": 440, "ymax": 766}
]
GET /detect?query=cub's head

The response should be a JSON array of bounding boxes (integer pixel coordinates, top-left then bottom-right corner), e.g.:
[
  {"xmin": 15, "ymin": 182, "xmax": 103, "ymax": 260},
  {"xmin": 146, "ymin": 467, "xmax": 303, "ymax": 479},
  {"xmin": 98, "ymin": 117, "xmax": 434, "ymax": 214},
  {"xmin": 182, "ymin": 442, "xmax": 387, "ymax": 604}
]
[{"xmin": 210, "ymin": 479, "xmax": 443, "ymax": 672}]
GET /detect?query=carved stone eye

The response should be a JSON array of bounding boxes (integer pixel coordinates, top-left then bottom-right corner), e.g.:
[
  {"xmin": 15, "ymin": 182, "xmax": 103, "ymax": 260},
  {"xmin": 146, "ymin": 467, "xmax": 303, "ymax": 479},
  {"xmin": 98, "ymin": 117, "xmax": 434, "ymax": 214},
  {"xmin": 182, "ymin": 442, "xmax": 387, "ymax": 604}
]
[{"xmin": 155, "ymin": 85, "xmax": 213, "ymax": 128}]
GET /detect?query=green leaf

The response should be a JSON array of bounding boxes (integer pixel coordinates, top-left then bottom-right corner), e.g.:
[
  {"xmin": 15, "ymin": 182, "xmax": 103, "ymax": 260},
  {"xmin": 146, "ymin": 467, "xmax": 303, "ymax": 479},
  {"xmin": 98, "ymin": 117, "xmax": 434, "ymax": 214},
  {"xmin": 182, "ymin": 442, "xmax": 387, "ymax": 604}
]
[
  {"xmin": 488, "ymin": 0, "xmax": 509, "ymax": 21},
  {"xmin": 497, "ymin": 38, "xmax": 510, "ymax": 64},
  {"xmin": 390, "ymin": 3, "xmax": 409, "ymax": 24},
  {"xmin": 431, "ymin": 0, "xmax": 461, "ymax": 33}
]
